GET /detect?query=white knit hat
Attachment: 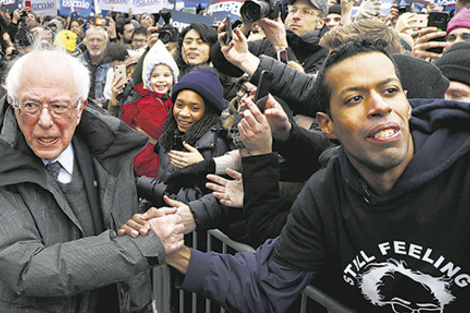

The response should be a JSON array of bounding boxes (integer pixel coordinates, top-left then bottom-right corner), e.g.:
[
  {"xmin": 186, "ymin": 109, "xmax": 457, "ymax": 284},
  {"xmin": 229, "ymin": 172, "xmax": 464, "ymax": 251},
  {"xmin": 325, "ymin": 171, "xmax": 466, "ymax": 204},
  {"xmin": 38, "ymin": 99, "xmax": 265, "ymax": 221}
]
[{"xmin": 142, "ymin": 40, "xmax": 179, "ymax": 91}]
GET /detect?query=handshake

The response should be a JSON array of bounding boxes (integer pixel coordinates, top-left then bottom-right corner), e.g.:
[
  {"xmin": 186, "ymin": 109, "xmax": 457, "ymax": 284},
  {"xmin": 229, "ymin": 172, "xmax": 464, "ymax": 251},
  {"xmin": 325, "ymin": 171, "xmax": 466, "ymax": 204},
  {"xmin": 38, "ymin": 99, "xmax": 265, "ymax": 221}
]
[{"xmin": 118, "ymin": 197, "xmax": 186, "ymax": 256}]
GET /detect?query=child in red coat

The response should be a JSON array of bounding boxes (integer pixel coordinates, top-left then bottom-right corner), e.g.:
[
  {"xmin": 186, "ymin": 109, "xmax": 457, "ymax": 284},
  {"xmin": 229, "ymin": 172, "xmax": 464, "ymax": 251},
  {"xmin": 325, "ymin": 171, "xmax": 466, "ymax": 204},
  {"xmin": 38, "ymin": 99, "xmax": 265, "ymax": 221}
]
[{"xmin": 122, "ymin": 52, "xmax": 179, "ymax": 177}]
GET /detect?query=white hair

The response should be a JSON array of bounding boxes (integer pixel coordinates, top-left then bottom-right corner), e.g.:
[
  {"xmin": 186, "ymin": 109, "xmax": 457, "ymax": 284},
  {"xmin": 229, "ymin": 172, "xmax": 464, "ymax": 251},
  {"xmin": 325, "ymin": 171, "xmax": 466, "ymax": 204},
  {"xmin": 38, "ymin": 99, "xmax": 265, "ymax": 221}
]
[
  {"xmin": 86, "ymin": 26, "xmax": 109, "ymax": 43},
  {"xmin": 3, "ymin": 47, "xmax": 90, "ymax": 107}
]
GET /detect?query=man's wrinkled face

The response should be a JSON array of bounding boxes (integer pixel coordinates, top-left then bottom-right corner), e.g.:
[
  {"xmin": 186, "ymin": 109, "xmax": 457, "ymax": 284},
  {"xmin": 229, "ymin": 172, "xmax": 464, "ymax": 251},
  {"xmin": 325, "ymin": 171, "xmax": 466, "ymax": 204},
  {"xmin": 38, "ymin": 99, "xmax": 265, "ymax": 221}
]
[
  {"xmin": 86, "ymin": 28, "xmax": 107, "ymax": 59},
  {"xmin": 317, "ymin": 52, "xmax": 413, "ymax": 178},
  {"xmin": 285, "ymin": 0, "xmax": 324, "ymax": 36},
  {"xmin": 14, "ymin": 55, "xmax": 85, "ymax": 161}
]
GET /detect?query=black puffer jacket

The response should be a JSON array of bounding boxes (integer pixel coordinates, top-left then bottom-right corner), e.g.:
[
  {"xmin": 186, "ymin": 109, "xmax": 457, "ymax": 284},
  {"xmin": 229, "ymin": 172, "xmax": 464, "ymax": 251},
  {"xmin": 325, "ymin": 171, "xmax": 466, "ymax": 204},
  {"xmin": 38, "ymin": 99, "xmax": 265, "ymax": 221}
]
[{"xmin": 137, "ymin": 125, "xmax": 232, "ymax": 208}]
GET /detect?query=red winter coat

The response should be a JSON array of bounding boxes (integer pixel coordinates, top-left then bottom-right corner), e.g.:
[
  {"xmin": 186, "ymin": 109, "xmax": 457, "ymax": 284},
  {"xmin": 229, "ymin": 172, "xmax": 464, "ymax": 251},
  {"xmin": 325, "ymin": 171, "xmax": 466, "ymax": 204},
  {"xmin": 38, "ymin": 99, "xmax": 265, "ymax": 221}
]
[{"xmin": 122, "ymin": 83, "xmax": 172, "ymax": 177}]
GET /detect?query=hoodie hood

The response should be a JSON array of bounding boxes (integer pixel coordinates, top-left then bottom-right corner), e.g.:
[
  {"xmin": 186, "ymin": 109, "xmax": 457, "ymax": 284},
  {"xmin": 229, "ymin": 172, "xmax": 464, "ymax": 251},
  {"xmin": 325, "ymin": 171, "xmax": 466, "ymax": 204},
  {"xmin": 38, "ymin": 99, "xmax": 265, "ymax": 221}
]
[{"xmin": 340, "ymin": 98, "xmax": 470, "ymax": 204}]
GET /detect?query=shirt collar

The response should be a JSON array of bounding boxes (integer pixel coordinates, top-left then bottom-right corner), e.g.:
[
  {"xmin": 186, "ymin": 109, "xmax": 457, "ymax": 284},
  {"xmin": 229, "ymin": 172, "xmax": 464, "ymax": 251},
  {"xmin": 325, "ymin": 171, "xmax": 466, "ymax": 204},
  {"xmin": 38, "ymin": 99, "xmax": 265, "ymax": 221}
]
[{"xmin": 41, "ymin": 143, "xmax": 74, "ymax": 176}]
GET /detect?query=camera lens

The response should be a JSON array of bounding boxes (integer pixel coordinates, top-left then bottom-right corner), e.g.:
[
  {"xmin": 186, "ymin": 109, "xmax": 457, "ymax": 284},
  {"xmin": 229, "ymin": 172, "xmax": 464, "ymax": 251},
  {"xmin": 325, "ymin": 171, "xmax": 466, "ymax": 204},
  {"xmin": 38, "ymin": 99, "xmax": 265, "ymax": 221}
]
[
  {"xmin": 159, "ymin": 31, "xmax": 172, "ymax": 44},
  {"xmin": 240, "ymin": 0, "xmax": 272, "ymax": 23}
]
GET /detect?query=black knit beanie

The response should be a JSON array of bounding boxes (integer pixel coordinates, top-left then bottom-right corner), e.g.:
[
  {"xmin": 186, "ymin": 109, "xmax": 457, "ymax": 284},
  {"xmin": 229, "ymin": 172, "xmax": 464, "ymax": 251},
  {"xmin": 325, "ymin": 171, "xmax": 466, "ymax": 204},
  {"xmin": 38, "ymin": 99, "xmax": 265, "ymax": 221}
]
[
  {"xmin": 391, "ymin": 54, "xmax": 449, "ymax": 99},
  {"xmin": 434, "ymin": 41, "xmax": 470, "ymax": 87},
  {"xmin": 329, "ymin": 4, "xmax": 342, "ymax": 15},
  {"xmin": 171, "ymin": 68, "xmax": 225, "ymax": 114}
]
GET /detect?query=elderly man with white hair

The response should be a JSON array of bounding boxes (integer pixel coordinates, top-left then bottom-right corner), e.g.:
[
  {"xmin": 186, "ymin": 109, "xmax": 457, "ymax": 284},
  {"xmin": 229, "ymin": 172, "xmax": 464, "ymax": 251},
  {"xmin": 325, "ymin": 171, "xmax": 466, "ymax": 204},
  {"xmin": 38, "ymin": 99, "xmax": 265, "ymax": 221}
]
[{"xmin": 0, "ymin": 47, "xmax": 185, "ymax": 312}]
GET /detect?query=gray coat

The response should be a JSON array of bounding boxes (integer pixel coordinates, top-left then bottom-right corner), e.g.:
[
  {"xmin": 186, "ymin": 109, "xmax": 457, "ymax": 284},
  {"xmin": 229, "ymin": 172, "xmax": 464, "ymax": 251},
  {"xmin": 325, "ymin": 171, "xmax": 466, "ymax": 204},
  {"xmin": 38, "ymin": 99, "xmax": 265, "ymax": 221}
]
[{"xmin": 0, "ymin": 97, "xmax": 165, "ymax": 312}]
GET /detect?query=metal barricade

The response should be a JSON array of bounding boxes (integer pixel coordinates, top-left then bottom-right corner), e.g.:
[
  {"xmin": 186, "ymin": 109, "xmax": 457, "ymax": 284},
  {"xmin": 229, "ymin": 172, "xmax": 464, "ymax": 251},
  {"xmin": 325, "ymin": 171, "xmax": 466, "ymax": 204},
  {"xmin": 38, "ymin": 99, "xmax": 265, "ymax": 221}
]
[{"xmin": 152, "ymin": 229, "xmax": 354, "ymax": 313}]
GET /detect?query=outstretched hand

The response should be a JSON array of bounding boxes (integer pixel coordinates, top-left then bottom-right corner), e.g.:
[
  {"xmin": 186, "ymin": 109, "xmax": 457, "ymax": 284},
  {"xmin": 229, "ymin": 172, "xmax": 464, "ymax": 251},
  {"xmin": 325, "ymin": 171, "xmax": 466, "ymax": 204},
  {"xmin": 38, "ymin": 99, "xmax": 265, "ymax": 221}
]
[
  {"xmin": 148, "ymin": 214, "xmax": 185, "ymax": 255},
  {"xmin": 206, "ymin": 168, "xmax": 244, "ymax": 208}
]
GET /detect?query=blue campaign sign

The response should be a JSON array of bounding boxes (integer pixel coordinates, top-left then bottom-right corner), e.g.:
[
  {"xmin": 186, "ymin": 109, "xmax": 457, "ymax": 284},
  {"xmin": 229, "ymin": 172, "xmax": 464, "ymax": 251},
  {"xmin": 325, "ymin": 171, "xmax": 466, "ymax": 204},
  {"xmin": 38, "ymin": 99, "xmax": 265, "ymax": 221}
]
[
  {"xmin": 182, "ymin": 0, "xmax": 210, "ymax": 9},
  {"xmin": 159, "ymin": 9, "xmax": 216, "ymax": 31},
  {"xmin": 59, "ymin": 0, "xmax": 94, "ymax": 17},
  {"xmin": 206, "ymin": 0, "xmax": 242, "ymax": 23},
  {"xmin": 0, "ymin": 0, "xmax": 19, "ymax": 13}
]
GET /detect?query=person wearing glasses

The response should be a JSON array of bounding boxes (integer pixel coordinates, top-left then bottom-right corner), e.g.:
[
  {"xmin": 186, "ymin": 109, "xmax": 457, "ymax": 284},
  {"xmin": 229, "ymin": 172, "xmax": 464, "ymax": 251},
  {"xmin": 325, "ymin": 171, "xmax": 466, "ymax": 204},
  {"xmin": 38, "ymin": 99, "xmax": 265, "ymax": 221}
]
[
  {"xmin": 211, "ymin": 0, "xmax": 329, "ymax": 80},
  {"xmin": 131, "ymin": 26, "xmax": 148, "ymax": 51},
  {"xmin": 0, "ymin": 48, "xmax": 185, "ymax": 312}
]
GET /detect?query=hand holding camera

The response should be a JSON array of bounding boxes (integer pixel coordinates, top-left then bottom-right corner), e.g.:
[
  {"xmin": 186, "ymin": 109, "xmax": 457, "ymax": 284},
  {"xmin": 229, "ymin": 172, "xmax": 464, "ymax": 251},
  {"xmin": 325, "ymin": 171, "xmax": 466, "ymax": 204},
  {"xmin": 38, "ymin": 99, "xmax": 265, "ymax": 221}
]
[{"xmin": 152, "ymin": 9, "xmax": 178, "ymax": 44}]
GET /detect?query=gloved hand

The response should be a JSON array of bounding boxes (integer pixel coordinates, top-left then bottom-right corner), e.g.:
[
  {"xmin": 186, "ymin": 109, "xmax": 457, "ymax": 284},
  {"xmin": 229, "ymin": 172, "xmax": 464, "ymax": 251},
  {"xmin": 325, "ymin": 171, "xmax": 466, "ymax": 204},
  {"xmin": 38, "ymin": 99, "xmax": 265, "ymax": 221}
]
[
  {"xmin": 164, "ymin": 158, "xmax": 216, "ymax": 195},
  {"xmin": 355, "ymin": 0, "xmax": 382, "ymax": 21}
]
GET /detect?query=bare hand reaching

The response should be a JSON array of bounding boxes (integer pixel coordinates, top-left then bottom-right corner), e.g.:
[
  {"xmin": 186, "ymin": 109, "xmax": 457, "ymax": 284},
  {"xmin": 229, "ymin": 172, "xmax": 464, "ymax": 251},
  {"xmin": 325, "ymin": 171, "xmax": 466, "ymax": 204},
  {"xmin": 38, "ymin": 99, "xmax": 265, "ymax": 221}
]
[{"xmin": 206, "ymin": 168, "xmax": 244, "ymax": 208}]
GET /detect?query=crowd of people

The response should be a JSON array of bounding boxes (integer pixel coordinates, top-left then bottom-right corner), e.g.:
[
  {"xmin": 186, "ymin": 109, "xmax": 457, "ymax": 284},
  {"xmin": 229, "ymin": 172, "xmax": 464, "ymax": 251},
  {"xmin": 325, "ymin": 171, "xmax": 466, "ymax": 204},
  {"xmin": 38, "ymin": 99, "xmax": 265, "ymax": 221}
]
[{"xmin": 0, "ymin": 0, "xmax": 469, "ymax": 311}]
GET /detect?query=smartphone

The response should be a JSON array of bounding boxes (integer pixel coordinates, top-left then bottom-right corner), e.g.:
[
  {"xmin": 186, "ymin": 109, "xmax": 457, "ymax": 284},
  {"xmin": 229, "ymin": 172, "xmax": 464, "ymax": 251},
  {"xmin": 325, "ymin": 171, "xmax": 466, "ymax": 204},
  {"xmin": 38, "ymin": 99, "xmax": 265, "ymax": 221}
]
[
  {"xmin": 24, "ymin": 0, "xmax": 31, "ymax": 11},
  {"xmin": 224, "ymin": 15, "xmax": 233, "ymax": 45},
  {"xmin": 426, "ymin": 11, "xmax": 450, "ymax": 54},
  {"xmin": 114, "ymin": 64, "xmax": 127, "ymax": 86},
  {"xmin": 173, "ymin": 136, "xmax": 184, "ymax": 151},
  {"xmin": 71, "ymin": 12, "xmax": 78, "ymax": 22},
  {"xmin": 254, "ymin": 70, "xmax": 273, "ymax": 113},
  {"xmin": 1, "ymin": 4, "xmax": 6, "ymax": 14},
  {"xmin": 408, "ymin": 13, "xmax": 428, "ymax": 31},
  {"xmin": 95, "ymin": 17, "xmax": 110, "ymax": 27}
]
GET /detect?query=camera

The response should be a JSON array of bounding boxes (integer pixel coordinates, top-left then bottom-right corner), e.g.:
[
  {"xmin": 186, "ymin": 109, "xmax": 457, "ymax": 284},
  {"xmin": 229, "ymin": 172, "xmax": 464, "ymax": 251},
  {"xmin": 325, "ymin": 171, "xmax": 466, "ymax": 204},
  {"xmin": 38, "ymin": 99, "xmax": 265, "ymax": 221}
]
[
  {"xmin": 153, "ymin": 9, "xmax": 179, "ymax": 44},
  {"xmin": 240, "ymin": 0, "xmax": 281, "ymax": 23}
]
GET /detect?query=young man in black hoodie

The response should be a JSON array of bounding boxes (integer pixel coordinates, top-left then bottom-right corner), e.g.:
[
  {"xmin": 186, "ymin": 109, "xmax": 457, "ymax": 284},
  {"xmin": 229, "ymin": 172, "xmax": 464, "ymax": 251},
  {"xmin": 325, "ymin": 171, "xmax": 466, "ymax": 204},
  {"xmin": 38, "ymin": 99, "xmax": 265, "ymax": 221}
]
[{"xmin": 126, "ymin": 37, "xmax": 470, "ymax": 312}]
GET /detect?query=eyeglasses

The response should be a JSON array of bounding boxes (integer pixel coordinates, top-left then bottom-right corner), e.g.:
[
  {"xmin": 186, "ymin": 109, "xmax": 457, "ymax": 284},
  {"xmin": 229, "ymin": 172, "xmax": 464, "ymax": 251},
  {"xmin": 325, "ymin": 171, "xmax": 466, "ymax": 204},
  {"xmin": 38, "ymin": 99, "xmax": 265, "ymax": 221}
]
[
  {"xmin": 13, "ymin": 99, "xmax": 81, "ymax": 119},
  {"xmin": 236, "ymin": 84, "xmax": 252, "ymax": 98},
  {"xmin": 132, "ymin": 38, "xmax": 147, "ymax": 43},
  {"xmin": 288, "ymin": 7, "xmax": 318, "ymax": 16}
]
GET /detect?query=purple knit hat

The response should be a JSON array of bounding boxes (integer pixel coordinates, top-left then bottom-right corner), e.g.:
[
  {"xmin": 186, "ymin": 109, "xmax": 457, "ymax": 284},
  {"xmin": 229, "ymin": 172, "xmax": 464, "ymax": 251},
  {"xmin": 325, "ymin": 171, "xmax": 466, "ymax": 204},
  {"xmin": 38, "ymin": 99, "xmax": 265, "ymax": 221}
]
[{"xmin": 447, "ymin": 7, "xmax": 470, "ymax": 36}]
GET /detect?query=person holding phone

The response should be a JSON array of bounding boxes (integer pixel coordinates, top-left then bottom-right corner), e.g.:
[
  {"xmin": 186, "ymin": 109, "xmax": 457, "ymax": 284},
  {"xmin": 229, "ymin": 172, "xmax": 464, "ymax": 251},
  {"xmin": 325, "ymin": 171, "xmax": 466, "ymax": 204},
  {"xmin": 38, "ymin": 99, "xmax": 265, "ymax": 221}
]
[
  {"xmin": 412, "ymin": 8, "xmax": 470, "ymax": 61},
  {"xmin": 444, "ymin": 7, "xmax": 470, "ymax": 52}
]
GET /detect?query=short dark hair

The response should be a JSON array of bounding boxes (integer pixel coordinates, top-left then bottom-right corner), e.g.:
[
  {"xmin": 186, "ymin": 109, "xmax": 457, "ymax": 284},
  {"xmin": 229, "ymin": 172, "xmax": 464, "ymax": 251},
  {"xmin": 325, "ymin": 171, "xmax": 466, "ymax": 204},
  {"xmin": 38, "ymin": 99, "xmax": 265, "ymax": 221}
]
[
  {"xmin": 132, "ymin": 26, "xmax": 147, "ymax": 38},
  {"xmin": 115, "ymin": 17, "xmax": 134, "ymax": 36},
  {"xmin": 101, "ymin": 42, "xmax": 129, "ymax": 64},
  {"xmin": 314, "ymin": 37, "xmax": 396, "ymax": 117},
  {"xmin": 179, "ymin": 23, "xmax": 217, "ymax": 47}
]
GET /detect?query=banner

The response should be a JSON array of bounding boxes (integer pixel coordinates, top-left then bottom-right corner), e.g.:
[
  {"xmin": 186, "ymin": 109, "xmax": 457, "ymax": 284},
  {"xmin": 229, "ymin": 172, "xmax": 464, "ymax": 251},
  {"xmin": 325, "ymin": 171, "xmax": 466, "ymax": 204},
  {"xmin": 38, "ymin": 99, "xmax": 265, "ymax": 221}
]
[
  {"xmin": 29, "ymin": 0, "xmax": 58, "ymax": 17},
  {"xmin": 98, "ymin": 0, "xmax": 130, "ymax": 12},
  {"xmin": 165, "ymin": 9, "xmax": 215, "ymax": 31},
  {"xmin": 206, "ymin": 0, "xmax": 242, "ymax": 23},
  {"xmin": 353, "ymin": 0, "xmax": 456, "ymax": 16},
  {"xmin": 99, "ymin": 0, "xmax": 171, "ymax": 14},
  {"xmin": 0, "ymin": 0, "xmax": 19, "ymax": 13},
  {"xmin": 182, "ymin": 0, "xmax": 210, "ymax": 9},
  {"xmin": 59, "ymin": 0, "xmax": 94, "ymax": 17}
]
